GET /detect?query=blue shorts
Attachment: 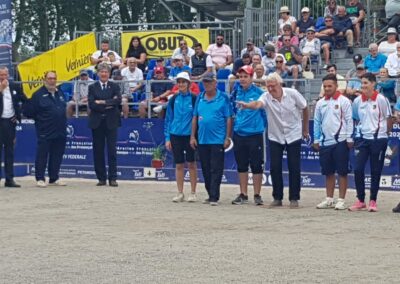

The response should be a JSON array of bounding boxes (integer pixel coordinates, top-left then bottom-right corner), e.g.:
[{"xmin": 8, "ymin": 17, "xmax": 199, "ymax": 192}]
[{"xmin": 319, "ymin": 141, "xmax": 350, "ymax": 176}]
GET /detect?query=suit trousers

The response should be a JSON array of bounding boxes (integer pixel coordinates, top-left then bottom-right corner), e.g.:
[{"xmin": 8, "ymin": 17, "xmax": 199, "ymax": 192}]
[
  {"xmin": 0, "ymin": 118, "xmax": 16, "ymax": 182},
  {"xmin": 92, "ymin": 118, "xmax": 118, "ymax": 182},
  {"xmin": 35, "ymin": 136, "xmax": 66, "ymax": 182}
]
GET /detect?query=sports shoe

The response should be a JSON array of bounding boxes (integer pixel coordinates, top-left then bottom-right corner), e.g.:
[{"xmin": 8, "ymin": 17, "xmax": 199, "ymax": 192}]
[
  {"xmin": 254, "ymin": 194, "xmax": 264, "ymax": 206},
  {"xmin": 316, "ymin": 197, "xmax": 335, "ymax": 209},
  {"xmin": 289, "ymin": 200, "xmax": 299, "ymax": 208},
  {"xmin": 48, "ymin": 179, "xmax": 67, "ymax": 186},
  {"xmin": 37, "ymin": 180, "xmax": 47, "ymax": 188},
  {"xmin": 392, "ymin": 202, "xmax": 400, "ymax": 213},
  {"xmin": 202, "ymin": 198, "xmax": 210, "ymax": 204},
  {"xmin": 334, "ymin": 199, "xmax": 346, "ymax": 210},
  {"xmin": 172, "ymin": 193, "xmax": 184, "ymax": 203},
  {"xmin": 368, "ymin": 200, "xmax": 378, "ymax": 212},
  {"xmin": 347, "ymin": 46, "xmax": 354, "ymax": 54},
  {"xmin": 269, "ymin": 199, "xmax": 283, "ymax": 207},
  {"xmin": 232, "ymin": 193, "xmax": 248, "ymax": 205},
  {"xmin": 187, "ymin": 193, "xmax": 197, "ymax": 202},
  {"xmin": 210, "ymin": 201, "xmax": 219, "ymax": 206},
  {"xmin": 348, "ymin": 200, "xmax": 367, "ymax": 211}
]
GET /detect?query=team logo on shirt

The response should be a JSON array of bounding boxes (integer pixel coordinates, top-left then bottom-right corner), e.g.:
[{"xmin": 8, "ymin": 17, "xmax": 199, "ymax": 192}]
[
  {"xmin": 373, "ymin": 104, "xmax": 377, "ymax": 109},
  {"xmin": 335, "ymin": 104, "xmax": 339, "ymax": 109}
]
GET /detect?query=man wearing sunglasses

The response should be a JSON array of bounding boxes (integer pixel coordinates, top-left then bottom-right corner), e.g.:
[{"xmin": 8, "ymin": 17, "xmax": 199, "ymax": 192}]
[
  {"xmin": 315, "ymin": 15, "xmax": 336, "ymax": 69},
  {"xmin": 262, "ymin": 44, "xmax": 286, "ymax": 74},
  {"xmin": 278, "ymin": 35, "xmax": 303, "ymax": 85},
  {"xmin": 172, "ymin": 39, "xmax": 194, "ymax": 66},
  {"xmin": 206, "ymin": 34, "xmax": 233, "ymax": 70}
]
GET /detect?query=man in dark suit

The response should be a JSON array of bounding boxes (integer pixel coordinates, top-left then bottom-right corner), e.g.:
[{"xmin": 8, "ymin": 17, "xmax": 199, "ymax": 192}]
[
  {"xmin": 0, "ymin": 66, "xmax": 25, "ymax": 187},
  {"xmin": 88, "ymin": 62, "xmax": 121, "ymax": 187}
]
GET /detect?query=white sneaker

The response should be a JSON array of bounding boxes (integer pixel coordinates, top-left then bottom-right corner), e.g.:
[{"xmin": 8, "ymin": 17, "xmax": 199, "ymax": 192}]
[
  {"xmin": 37, "ymin": 180, "xmax": 47, "ymax": 188},
  {"xmin": 172, "ymin": 193, "xmax": 184, "ymax": 202},
  {"xmin": 334, "ymin": 199, "xmax": 346, "ymax": 210},
  {"xmin": 316, "ymin": 198, "xmax": 335, "ymax": 209},
  {"xmin": 48, "ymin": 179, "xmax": 67, "ymax": 186},
  {"xmin": 210, "ymin": 201, "xmax": 219, "ymax": 206},
  {"xmin": 187, "ymin": 193, "xmax": 197, "ymax": 202}
]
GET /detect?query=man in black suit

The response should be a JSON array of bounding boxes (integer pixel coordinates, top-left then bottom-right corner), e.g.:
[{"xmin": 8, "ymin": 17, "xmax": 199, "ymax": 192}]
[
  {"xmin": 88, "ymin": 62, "xmax": 121, "ymax": 187},
  {"xmin": 0, "ymin": 66, "xmax": 25, "ymax": 187}
]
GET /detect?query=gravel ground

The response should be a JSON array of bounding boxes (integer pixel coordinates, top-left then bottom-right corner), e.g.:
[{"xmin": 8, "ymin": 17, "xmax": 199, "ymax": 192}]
[{"xmin": 0, "ymin": 177, "xmax": 399, "ymax": 284}]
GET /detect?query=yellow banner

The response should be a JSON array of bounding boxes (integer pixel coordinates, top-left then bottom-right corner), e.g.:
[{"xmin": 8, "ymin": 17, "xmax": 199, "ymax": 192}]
[
  {"xmin": 18, "ymin": 33, "xmax": 97, "ymax": 98},
  {"xmin": 121, "ymin": 29, "xmax": 210, "ymax": 59}
]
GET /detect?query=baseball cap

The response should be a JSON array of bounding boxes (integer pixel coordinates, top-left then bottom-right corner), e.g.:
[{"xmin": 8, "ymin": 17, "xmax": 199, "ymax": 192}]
[
  {"xmin": 301, "ymin": 7, "xmax": 310, "ymax": 13},
  {"xmin": 353, "ymin": 54, "xmax": 362, "ymax": 63},
  {"xmin": 154, "ymin": 66, "xmax": 165, "ymax": 74},
  {"xmin": 238, "ymin": 65, "xmax": 254, "ymax": 76},
  {"xmin": 80, "ymin": 69, "xmax": 89, "ymax": 76},
  {"xmin": 387, "ymin": 27, "xmax": 398, "ymax": 34},
  {"xmin": 202, "ymin": 72, "xmax": 216, "ymax": 82},
  {"xmin": 306, "ymin": 27, "xmax": 316, "ymax": 33},
  {"xmin": 264, "ymin": 44, "xmax": 275, "ymax": 52},
  {"xmin": 356, "ymin": 64, "xmax": 365, "ymax": 70},
  {"xmin": 246, "ymin": 38, "xmax": 254, "ymax": 44},
  {"xmin": 176, "ymin": 72, "xmax": 191, "ymax": 82},
  {"xmin": 172, "ymin": 54, "xmax": 184, "ymax": 61}
]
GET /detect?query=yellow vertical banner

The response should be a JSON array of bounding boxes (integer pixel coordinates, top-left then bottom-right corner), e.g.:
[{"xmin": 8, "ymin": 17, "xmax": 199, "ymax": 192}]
[
  {"xmin": 121, "ymin": 29, "xmax": 210, "ymax": 59},
  {"xmin": 18, "ymin": 33, "xmax": 97, "ymax": 98}
]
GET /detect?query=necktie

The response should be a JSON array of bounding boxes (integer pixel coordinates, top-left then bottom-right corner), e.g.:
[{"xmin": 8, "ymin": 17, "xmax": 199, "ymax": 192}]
[{"xmin": 102, "ymin": 83, "xmax": 106, "ymax": 90}]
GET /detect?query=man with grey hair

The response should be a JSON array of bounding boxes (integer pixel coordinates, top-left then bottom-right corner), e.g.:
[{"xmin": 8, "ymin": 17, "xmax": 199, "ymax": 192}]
[
  {"xmin": 384, "ymin": 42, "xmax": 400, "ymax": 77},
  {"xmin": 88, "ymin": 62, "xmax": 121, "ymax": 187},
  {"xmin": 237, "ymin": 72, "xmax": 309, "ymax": 208},
  {"xmin": 364, "ymin": 43, "xmax": 387, "ymax": 75},
  {"xmin": 333, "ymin": 5, "xmax": 354, "ymax": 54}
]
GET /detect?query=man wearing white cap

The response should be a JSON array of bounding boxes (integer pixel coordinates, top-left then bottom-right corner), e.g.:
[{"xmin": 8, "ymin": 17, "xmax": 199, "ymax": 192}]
[
  {"xmin": 278, "ymin": 6, "xmax": 297, "ymax": 35},
  {"xmin": 296, "ymin": 7, "xmax": 315, "ymax": 40},
  {"xmin": 168, "ymin": 54, "xmax": 191, "ymax": 80},
  {"xmin": 378, "ymin": 28, "xmax": 399, "ymax": 57}
]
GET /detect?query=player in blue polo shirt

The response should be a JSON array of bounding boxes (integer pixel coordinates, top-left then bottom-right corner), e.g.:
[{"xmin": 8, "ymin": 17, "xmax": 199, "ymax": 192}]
[
  {"xmin": 190, "ymin": 72, "xmax": 233, "ymax": 206},
  {"xmin": 349, "ymin": 73, "xmax": 393, "ymax": 212},
  {"xmin": 313, "ymin": 74, "xmax": 353, "ymax": 210},
  {"xmin": 230, "ymin": 65, "xmax": 267, "ymax": 206}
]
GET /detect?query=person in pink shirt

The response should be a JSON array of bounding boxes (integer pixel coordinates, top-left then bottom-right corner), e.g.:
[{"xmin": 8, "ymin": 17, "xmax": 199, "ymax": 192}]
[
  {"xmin": 276, "ymin": 24, "xmax": 299, "ymax": 49},
  {"xmin": 206, "ymin": 34, "xmax": 233, "ymax": 70}
]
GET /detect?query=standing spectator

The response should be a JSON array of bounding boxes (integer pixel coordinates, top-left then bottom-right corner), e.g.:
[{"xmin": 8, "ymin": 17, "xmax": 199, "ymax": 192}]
[
  {"xmin": 324, "ymin": 0, "xmax": 339, "ymax": 17},
  {"xmin": 67, "ymin": 69, "xmax": 93, "ymax": 117},
  {"xmin": 315, "ymin": 15, "xmax": 336, "ymax": 69},
  {"xmin": 190, "ymin": 73, "xmax": 233, "ymax": 206},
  {"xmin": 0, "ymin": 66, "xmax": 25, "ymax": 188},
  {"xmin": 349, "ymin": 73, "xmax": 392, "ymax": 212},
  {"xmin": 278, "ymin": 35, "xmax": 303, "ymax": 84},
  {"xmin": 299, "ymin": 27, "xmax": 321, "ymax": 71},
  {"xmin": 377, "ymin": 67, "xmax": 397, "ymax": 103},
  {"xmin": 384, "ymin": 42, "xmax": 400, "ymax": 77},
  {"xmin": 262, "ymin": 44, "xmax": 286, "ymax": 74},
  {"xmin": 346, "ymin": 64, "xmax": 366, "ymax": 101},
  {"xmin": 364, "ymin": 43, "xmax": 387, "ymax": 75},
  {"xmin": 345, "ymin": 53, "xmax": 363, "ymax": 79},
  {"xmin": 296, "ymin": 7, "xmax": 315, "ymax": 40},
  {"xmin": 277, "ymin": 24, "xmax": 299, "ymax": 49},
  {"xmin": 189, "ymin": 43, "xmax": 213, "ymax": 80},
  {"xmin": 23, "ymin": 71, "xmax": 67, "ymax": 188},
  {"xmin": 172, "ymin": 39, "xmax": 195, "ymax": 66},
  {"xmin": 345, "ymin": 0, "xmax": 365, "ymax": 47},
  {"xmin": 314, "ymin": 74, "xmax": 353, "ymax": 210},
  {"xmin": 121, "ymin": 58, "xmax": 143, "ymax": 93},
  {"xmin": 237, "ymin": 73, "xmax": 309, "ymax": 208},
  {"xmin": 206, "ymin": 34, "xmax": 233, "ymax": 70},
  {"xmin": 164, "ymin": 72, "xmax": 198, "ymax": 203},
  {"xmin": 91, "ymin": 39, "xmax": 122, "ymax": 70},
  {"xmin": 231, "ymin": 66, "xmax": 267, "ymax": 206},
  {"xmin": 88, "ymin": 63, "xmax": 121, "ymax": 187},
  {"xmin": 333, "ymin": 6, "xmax": 354, "ymax": 54},
  {"xmin": 240, "ymin": 38, "xmax": 262, "ymax": 58},
  {"xmin": 319, "ymin": 64, "xmax": 347, "ymax": 97},
  {"xmin": 378, "ymin": 28, "xmax": 399, "ymax": 56},
  {"xmin": 124, "ymin": 36, "xmax": 147, "ymax": 73},
  {"xmin": 278, "ymin": 6, "xmax": 297, "ymax": 35},
  {"xmin": 169, "ymin": 54, "xmax": 191, "ymax": 80}
]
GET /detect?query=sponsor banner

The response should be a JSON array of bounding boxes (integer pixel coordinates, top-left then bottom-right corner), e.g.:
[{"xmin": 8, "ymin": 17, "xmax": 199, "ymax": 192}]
[
  {"xmin": 0, "ymin": 0, "xmax": 12, "ymax": 75},
  {"xmin": 121, "ymin": 29, "xmax": 210, "ymax": 58},
  {"xmin": 17, "ymin": 33, "xmax": 97, "ymax": 98}
]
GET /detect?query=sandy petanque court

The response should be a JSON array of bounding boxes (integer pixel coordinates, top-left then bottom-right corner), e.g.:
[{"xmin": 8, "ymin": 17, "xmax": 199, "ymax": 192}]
[{"xmin": 0, "ymin": 177, "xmax": 399, "ymax": 283}]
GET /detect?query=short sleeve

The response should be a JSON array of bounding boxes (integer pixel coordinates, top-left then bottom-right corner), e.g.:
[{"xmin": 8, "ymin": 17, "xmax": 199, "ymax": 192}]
[
  {"xmin": 292, "ymin": 89, "xmax": 307, "ymax": 109},
  {"xmin": 257, "ymin": 92, "xmax": 268, "ymax": 108}
]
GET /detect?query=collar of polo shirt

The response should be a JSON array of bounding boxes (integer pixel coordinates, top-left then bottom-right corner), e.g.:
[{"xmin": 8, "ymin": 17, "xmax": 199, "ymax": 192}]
[
  {"xmin": 361, "ymin": 90, "xmax": 378, "ymax": 102},
  {"xmin": 325, "ymin": 91, "xmax": 341, "ymax": 100}
]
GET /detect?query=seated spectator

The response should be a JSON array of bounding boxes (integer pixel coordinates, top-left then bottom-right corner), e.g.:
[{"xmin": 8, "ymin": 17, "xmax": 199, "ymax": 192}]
[
  {"xmin": 229, "ymin": 53, "xmax": 252, "ymax": 88},
  {"xmin": 315, "ymin": 15, "xmax": 336, "ymax": 69},
  {"xmin": 278, "ymin": 35, "xmax": 303, "ymax": 82},
  {"xmin": 296, "ymin": 7, "xmax": 315, "ymax": 40},
  {"xmin": 386, "ymin": 0, "xmax": 400, "ymax": 30},
  {"xmin": 168, "ymin": 54, "xmax": 191, "ymax": 80},
  {"xmin": 277, "ymin": 24, "xmax": 299, "ymax": 49},
  {"xmin": 262, "ymin": 44, "xmax": 286, "ymax": 74},
  {"xmin": 345, "ymin": 0, "xmax": 365, "ymax": 47},
  {"xmin": 172, "ymin": 39, "xmax": 195, "ymax": 66},
  {"xmin": 270, "ymin": 54, "xmax": 288, "ymax": 79},
  {"xmin": 384, "ymin": 42, "xmax": 400, "ymax": 77},
  {"xmin": 206, "ymin": 34, "xmax": 233, "ymax": 70},
  {"xmin": 319, "ymin": 64, "xmax": 346, "ymax": 97},
  {"xmin": 91, "ymin": 39, "xmax": 122, "ymax": 70},
  {"xmin": 140, "ymin": 67, "xmax": 174, "ymax": 118},
  {"xmin": 346, "ymin": 53, "xmax": 363, "ymax": 79},
  {"xmin": 105, "ymin": 51, "xmax": 122, "ymax": 75},
  {"xmin": 299, "ymin": 27, "xmax": 321, "ymax": 70},
  {"xmin": 121, "ymin": 58, "xmax": 143, "ymax": 93},
  {"xmin": 377, "ymin": 67, "xmax": 397, "ymax": 103},
  {"xmin": 278, "ymin": 6, "xmax": 297, "ymax": 35},
  {"xmin": 189, "ymin": 43, "xmax": 213, "ymax": 80},
  {"xmin": 364, "ymin": 43, "xmax": 387, "ymax": 75},
  {"xmin": 241, "ymin": 38, "xmax": 262, "ymax": 58},
  {"xmin": 333, "ymin": 6, "xmax": 354, "ymax": 54},
  {"xmin": 346, "ymin": 64, "xmax": 366, "ymax": 101},
  {"xmin": 251, "ymin": 54, "xmax": 262, "ymax": 69},
  {"xmin": 378, "ymin": 28, "xmax": 399, "ymax": 56},
  {"xmin": 111, "ymin": 69, "xmax": 131, "ymax": 119},
  {"xmin": 124, "ymin": 36, "xmax": 147, "ymax": 73},
  {"xmin": 67, "ymin": 69, "xmax": 93, "ymax": 117},
  {"xmin": 324, "ymin": 0, "xmax": 339, "ymax": 17},
  {"xmin": 253, "ymin": 64, "xmax": 267, "ymax": 89}
]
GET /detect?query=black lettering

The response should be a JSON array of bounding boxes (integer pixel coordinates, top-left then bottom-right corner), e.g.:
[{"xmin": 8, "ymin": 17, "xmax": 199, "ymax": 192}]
[
  {"xmin": 146, "ymin": 38, "xmax": 157, "ymax": 51},
  {"xmin": 168, "ymin": 37, "xmax": 177, "ymax": 50},
  {"xmin": 159, "ymin": 37, "xmax": 167, "ymax": 50}
]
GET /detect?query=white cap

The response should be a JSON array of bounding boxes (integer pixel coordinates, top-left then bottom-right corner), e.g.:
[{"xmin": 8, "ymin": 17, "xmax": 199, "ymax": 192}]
[
  {"xmin": 301, "ymin": 7, "xmax": 310, "ymax": 13},
  {"xmin": 172, "ymin": 54, "xmax": 184, "ymax": 60},
  {"xmin": 387, "ymin": 27, "xmax": 398, "ymax": 34},
  {"xmin": 176, "ymin": 72, "xmax": 191, "ymax": 82}
]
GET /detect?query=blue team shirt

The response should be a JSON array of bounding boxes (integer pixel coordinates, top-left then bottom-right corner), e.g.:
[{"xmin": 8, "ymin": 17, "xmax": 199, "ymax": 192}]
[
  {"xmin": 193, "ymin": 90, "xmax": 233, "ymax": 144},
  {"xmin": 364, "ymin": 53, "xmax": 387, "ymax": 73},
  {"xmin": 168, "ymin": 66, "xmax": 191, "ymax": 79}
]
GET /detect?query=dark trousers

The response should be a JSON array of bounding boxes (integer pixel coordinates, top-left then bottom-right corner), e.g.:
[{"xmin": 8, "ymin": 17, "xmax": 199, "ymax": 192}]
[
  {"xmin": 269, "ymin": 139, "xmax": 301, "ymax": 201},
  {"xmin": 35, "ymin": 136, "xmax": 66, "ymax": 182},
  {"xmin": 198, "ymin": 144, "xmax": 225, "ymax": 202},
  {"xmin": 354, "ymin": 138, "xmax": 388, "ymax": 202},
  {"xmin": 388, "ymin": 14, "xmax": 400, "ymax": 29},
  {"xmin": 0, "ymin": 118, "xmax": 16, "ymax": 182},
  {"xmin": 92, "ymin": 119, "xmax": 118, "ymax": 182}
]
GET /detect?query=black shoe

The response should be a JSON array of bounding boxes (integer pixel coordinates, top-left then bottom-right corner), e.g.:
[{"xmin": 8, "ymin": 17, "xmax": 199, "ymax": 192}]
[
  {"xmin": 109, "ymin": 180, "xmax": 118, "ymax": 187},
  {"xmin": 347, "ymin": 46, "xmax": 354, "ymax": 54},
  {"xmin": 269, "ymin": 199, "xmax": 283, "ymax": 207},
  {"xmin": 254, "ymin": 194, "xmax": 264, "ymax": 205},
  {"xmin": 232, "ymin": 193, "xmax": 248, "ymax": 205},
  {"xmin": 96, "ymin": 180, "xmax": 107, "ymax": 186},
  {"xmin": 393, "ymin": 202, "xmax": 400, "ymax": 213},
  {"xmin": 5, "ymin": 180, "xmax": 21, "ymax": 188},
  {"xmin": 289, "ymin": 200, "xmax": 299, "ymax": 208}
]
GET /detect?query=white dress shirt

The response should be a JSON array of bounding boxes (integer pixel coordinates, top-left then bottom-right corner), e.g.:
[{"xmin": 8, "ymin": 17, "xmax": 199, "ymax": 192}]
[
  {"xmin": 1, "ymin": 86, "xmax": 15, "ymax": 118},
  {"xmin": 384, "ymin": 52, "xmax": 400, "ymax": 77}
]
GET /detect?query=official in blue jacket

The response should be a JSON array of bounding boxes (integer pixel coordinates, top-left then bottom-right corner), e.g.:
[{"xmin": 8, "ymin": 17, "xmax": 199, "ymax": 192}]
[
  {"xmin": 164, "ymin": 72, "xmax": 198, "ymax": 203},
  {"xmin": 23, "ymin": 71, "xmax": 67, "ymax": 188},
  {"xmin": 230, "ymin": 66, "xmax": 267, "ymax": 206}
]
